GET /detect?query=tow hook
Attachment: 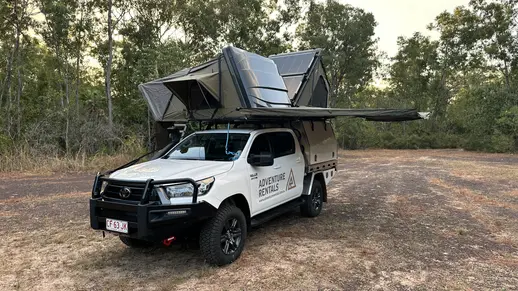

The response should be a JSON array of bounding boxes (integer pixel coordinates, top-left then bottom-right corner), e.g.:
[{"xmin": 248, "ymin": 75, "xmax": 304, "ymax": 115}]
[{"xmin": 162, "ymin": 236, "xmax": 176, "ymax": 246}]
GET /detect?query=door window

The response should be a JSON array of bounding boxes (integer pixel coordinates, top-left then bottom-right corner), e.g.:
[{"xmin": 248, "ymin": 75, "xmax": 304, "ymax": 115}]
[
  {"xmin": 269, "ymin": 132, "xmax": 295, "ymax": 158},
  {"xmin": 249, "ymin": 134, "xmax": 272, "ymax": 156}
]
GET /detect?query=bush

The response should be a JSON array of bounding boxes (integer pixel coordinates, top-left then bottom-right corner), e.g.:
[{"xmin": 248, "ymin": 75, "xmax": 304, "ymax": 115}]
[
  {"xmin": 335, "ymin": 122, "xmax": 515, "ymax": 153},
  {"xmin": 0, "ymin": 134, "xmax": 13, "ymax": 153},
  {"xmin": 490, "ymin": 134, "xmax": 514, "ymax": 153}
]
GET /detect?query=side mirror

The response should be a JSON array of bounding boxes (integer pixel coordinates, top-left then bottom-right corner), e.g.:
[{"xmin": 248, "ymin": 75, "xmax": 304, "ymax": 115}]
[{"xmin": 247, "ymin": 152, "xmax": 274, "ymax": 167}]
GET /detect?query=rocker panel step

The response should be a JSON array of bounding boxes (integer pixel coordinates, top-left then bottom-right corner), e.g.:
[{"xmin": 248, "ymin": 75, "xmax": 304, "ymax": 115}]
[{"xmin": 250, "ymin": 198, "xmax": 304, "ymax": 227}]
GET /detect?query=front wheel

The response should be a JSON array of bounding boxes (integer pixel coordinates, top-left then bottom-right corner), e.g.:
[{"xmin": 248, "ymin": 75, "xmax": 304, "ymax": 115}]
[
  {"xmin": 301, "ymin": 179, "xmax": 324, "ymax": 217},
  {"xmin": 199, "ymin": 203, "xmax": 247, "ymax": 266}
]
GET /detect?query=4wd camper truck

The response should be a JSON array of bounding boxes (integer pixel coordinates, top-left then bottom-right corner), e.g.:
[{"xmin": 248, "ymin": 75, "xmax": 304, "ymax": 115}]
[{"xmin": 90, "ymin": 47, "xmax": 424, "ymax": 265}]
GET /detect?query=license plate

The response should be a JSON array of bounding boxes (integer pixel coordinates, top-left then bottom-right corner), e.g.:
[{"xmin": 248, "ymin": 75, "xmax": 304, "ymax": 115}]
[{"xmin": 106, "ymin": 218, "xmax": 128, "ymax": 233}]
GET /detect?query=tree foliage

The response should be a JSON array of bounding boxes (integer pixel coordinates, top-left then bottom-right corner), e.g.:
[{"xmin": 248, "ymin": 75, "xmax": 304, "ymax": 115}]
[
  {"xmin": 297, "ymin": 0, "xmax": 379, "ymax": 107},
  {"xmin": 0, "ymin": 0, "xmax": 517, "ymax": 158}
]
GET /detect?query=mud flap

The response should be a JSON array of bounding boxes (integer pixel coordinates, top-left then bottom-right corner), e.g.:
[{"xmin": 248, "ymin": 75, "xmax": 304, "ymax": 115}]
[
  {"xmin": 302, "ymin": 173, "xmax": 315, "ymax": 196},
  {"xmin": 302, "ymin": 172, "xmax": 330, "ymax": 202}
]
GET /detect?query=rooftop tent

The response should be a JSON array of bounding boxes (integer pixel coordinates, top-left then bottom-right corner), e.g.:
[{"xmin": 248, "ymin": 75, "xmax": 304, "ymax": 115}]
[
  {"xmin": 139, "ymin": 46, "xmax": 291, "ymax": 122},
  {"xmin": 139, "ymin": 46, "xmax": 425, "ymax": 123},
  {"xmin": 223, "ymin": 46, "xmax": 291, "ymax": 108},
  {"xmin": 269, "ymin": 49, "xmax": 329, "ymax": 107}
]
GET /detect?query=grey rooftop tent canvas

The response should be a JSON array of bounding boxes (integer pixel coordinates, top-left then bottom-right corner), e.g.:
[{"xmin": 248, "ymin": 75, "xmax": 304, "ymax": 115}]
[{"xmin": 139, "ymin": 46, "xmax": 423, "ymax": 122}]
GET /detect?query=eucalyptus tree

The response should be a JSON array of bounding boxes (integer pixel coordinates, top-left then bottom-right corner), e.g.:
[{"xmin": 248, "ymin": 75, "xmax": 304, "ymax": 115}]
[{"xmin": 297, "ymin": 0, "xmax": 379, "ymax": 107}]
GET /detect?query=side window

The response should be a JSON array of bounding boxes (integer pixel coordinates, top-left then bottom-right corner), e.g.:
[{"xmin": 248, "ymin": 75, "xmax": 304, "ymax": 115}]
[
  {"xmin": 249, "ymin": 134, "xmax": 271, "ymax": 156},
  {"xmin": 270, "ymin": 132, "xmax": 295, "ymax": 158}
]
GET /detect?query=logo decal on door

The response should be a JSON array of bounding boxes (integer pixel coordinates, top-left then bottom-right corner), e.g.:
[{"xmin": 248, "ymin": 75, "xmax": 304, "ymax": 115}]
[{"xmin": 286, "ymin": 169, "xmax": 296, "ymax": 190}]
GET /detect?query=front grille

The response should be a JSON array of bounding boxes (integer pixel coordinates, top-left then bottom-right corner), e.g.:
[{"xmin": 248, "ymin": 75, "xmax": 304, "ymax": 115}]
[{"xmin": 102, "ymin": 182, "xmax": 159, "ymax": 203}]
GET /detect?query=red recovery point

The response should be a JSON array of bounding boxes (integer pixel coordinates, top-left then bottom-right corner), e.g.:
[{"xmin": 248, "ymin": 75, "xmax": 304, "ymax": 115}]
[{"xmin": 162, "ymin": 236, "xmax": 176, "ymax": 246}]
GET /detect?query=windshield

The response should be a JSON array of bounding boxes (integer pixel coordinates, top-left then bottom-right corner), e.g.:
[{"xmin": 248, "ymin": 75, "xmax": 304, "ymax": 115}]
[{"xmin": 163, "ymin": 133, "xmax": 250, "ymax": 161}]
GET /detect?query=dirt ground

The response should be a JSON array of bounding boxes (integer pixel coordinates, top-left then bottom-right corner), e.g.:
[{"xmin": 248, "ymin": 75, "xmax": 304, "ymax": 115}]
[{"xmin": 1, "ymin": 149, "xmax": 517, "ymax": 290}]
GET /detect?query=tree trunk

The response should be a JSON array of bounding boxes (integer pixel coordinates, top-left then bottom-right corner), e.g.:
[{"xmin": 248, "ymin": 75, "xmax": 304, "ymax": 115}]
[
  {"xmin": 0, "ymin": 43, "xmax": 14, "ymax": 117},
  {"xmin": 4, "ymin": 0, "xmax": 18, "ymax": 137},
  {"xmin": 75, "ymin": 3, "xmax": 84, "ymax": 114},
  {"xmin": 16, "ymin": 30, "xmax": 22, "ymax": 138},
  {"xmin": 503, "ymin": 60, "xmax": 511, "ymax": 90},
  {"xmin": 75, "ymin": 50, "xmax": 81, "ymax": 114},
  {"xmin": 7, "ymin": 25, "xmax": 21, "ymax": 136},
  {"xmin": 65, "ymin": 56, "xmax": 70, "ymax": 153},
  {"xmin": 56, "ymin": 46, "xmax": 64, "ymax": 108},
  {"xmin": 105, "ymin": 0, "xmax": 114, "ymax": 131}
]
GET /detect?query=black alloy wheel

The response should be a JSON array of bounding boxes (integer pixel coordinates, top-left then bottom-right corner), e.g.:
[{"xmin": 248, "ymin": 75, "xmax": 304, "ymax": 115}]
[
  {"xmin": 200, "ymin": 203, "xmax": 247, "ymax": 266},
  {"xmin": 301, "ymin": 179, "xmax": 324, "ymax": 217},
  {"xmin": 311, "ymin": 184, "xmax": 323, "ymax": 212},
  {"xmin": 220, "ymin": 217, "xmax": 242, "ymax": 255}
]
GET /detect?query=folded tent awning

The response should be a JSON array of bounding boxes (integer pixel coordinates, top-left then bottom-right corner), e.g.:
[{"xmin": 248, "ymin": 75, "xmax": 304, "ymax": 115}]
[{"xmin": 232, "ymin": 107, "xmax": 426, "ymax": 122}]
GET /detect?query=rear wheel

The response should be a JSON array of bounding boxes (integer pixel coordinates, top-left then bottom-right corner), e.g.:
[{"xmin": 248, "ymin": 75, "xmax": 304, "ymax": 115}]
[
  {"xmin": 200, "ymin": 203, "xmax": 247, "ymax": 266},
  {"xmin": 301, "ymin": 179, "xmax": 324, "ymax": 217},
  {"xmin": 119, "ymin": 236, "xmax": 154, "ymax": 248}
]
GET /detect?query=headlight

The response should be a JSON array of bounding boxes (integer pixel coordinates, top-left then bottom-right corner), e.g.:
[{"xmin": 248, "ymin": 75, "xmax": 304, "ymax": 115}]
[
  {"xmin": 164, "ymin": 183, "xmax": 195, "ymax": 198},
  {"xmin": 163, "ymin": 177, "xmax": 215, "ymax": 199},
  {"xmin": 197, "ymin": 177, "xmax": 215, "ymax": 196},
  {"xmin": 100, "ymin": 181, "xmax": 109, "ymax": 193}
]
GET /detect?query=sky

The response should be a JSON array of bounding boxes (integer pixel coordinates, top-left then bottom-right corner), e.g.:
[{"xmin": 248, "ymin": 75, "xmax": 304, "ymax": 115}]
[{"xmin": 339, "ymin": 0, "xmax": 470, "ymax": 57}]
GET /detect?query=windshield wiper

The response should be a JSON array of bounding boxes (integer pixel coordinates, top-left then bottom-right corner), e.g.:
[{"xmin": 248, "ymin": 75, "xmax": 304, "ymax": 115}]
[{"xmin": 170, "ymin": 157, "xmax": 202, "ymax": 161}]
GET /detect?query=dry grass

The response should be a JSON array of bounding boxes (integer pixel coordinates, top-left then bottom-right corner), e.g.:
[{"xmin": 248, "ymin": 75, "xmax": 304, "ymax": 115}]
[
  {"xmin": 0, "ymin": 191, "xmax": 88, "ymax": 205},
  {"xmin": 0, "ymin": 150, "xmax": 138, "ymax": 174},
  {"xmin": 0, "ymin": 138, "xmax": 146, "ymax": 173},
  {"xmin": 1, "ymin": 149, "xmax": 518, "ymax": 290},
  {"xmin": 430, "ymin": 178, "xmax": 518, "ymax": 212},
  {"xmin": 445, "ymin": 160, "xmax": 518, "ymax": 181}
]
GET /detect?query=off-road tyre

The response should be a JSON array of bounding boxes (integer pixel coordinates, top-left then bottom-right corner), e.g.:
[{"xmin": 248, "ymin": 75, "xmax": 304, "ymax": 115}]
[
  {"xmin": 119, "ymin": 236, "xmax": 154, "ymax": 248},
  {"xmin": 301, "ymin": 179, "xmax": 324, "ymax": 217},
  {"xmin": 200, "ymin": 203, "xmax": 247, "ymax": 266}
]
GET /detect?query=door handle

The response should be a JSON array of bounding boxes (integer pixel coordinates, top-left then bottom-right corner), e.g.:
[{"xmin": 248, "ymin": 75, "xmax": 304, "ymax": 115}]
[
  {"xmin": 273, "ymin": 165, "xmax": 281, "ymax": 169},
  {"xmin": 296, "ymin": 157, "xmax": 301, "ymax": 163}
]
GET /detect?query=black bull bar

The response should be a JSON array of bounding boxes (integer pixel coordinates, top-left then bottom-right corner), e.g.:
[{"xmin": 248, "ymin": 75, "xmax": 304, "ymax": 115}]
[{"xmin": 89, "ymin": 174, "xmax": 216, "ymax": 241}]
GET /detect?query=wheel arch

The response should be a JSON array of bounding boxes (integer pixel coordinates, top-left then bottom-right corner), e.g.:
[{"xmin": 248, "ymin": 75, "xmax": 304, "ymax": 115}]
[
  {"xmin": 313, "ymin": 172, "xmax": 327, "ymax": 202},
  {"xmin": 221, "ymin": 194, "xmax": 251, "ymax": 226}
]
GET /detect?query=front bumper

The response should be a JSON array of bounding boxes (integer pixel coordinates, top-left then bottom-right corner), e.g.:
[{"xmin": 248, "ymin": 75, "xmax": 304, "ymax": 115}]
[
  {"xmin": 90, "ymin": 198, "xmax": 217, "ymax": 241},
  {"xmin": 89, "ymin": 174, "xmax": 217, "ymax": 242}
]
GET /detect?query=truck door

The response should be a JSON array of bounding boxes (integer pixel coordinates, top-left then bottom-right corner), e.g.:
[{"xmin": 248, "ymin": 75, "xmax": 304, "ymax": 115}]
[
  {"xmin": 247, "ymin": 131, "xmax": 304, "ymax": 215},
  {"xmin": 268, "ymin": 131, "xmax": 304, "ymax": 201}
]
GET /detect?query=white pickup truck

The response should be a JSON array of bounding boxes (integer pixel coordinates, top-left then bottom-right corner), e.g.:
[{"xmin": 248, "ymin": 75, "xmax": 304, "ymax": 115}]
[{"xmin": 90, "ymin": 120, "xmax": 337, "ymax": 265}]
